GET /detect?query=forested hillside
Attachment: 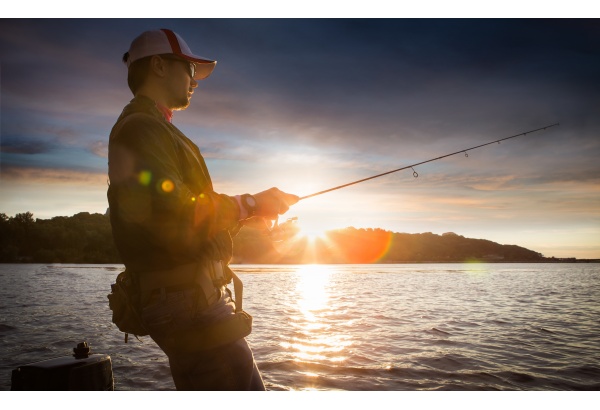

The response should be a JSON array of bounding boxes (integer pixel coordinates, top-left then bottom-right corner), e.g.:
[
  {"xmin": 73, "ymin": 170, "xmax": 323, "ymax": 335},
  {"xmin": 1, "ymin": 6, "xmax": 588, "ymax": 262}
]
[
  {"xmin": 0, "ymin": 212, "xmax": 120, "ymax": 263},
  {"xmin": 0, "ymin": 212, "xmax": 545, "ymax": 264}
]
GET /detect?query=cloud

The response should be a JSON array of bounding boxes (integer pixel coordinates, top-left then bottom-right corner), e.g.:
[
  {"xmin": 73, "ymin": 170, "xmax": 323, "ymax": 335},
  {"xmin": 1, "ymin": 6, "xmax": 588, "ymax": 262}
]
[
  {"xmin": 177, "ymin": 20, "xmax": 599, "ymax": 154},
  {"xmin": 2, "ymin": 123, "xmax": 77, "ymax": 145},
  {"xmin": 1, "ymin": 165, "xmax": 107, "ymax": 186},
  {"xmin": 1, "ymin": 115, "xmax": 113, "ymax": 165},
  {"xmin": 0, "ymin": 139, "xmax": 56, "ymax": 155},
  {"xmin": 4, "ymin": 19, "xmax": 599, "ymax": 176},
  {"xmin": 0, "ymin": 19, "xmax": 598, "ymax": 257},
  {"xmin": 88, "ymin": 140, "xmax": 108, "ymax": 158}
]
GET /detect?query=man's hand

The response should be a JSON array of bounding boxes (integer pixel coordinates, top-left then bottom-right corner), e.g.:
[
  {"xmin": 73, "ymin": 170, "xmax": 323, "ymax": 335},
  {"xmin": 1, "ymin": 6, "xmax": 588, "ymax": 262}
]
[{"xmin": 253, "ymin": 187, "xmax": 299, "ymax": 220}]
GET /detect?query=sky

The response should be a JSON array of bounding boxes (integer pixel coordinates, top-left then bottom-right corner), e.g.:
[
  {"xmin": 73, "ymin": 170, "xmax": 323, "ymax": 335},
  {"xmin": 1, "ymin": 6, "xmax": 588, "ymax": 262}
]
[{"xmin": 1, "ymin": 11, "xmax": 599, "ymax": 258}]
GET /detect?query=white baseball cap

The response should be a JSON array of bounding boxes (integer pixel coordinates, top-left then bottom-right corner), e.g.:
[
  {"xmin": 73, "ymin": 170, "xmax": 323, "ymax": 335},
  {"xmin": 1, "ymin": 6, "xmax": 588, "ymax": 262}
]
[{"xmin": 124, "ymin": 28, "xmax": 216, "ymax": 80}]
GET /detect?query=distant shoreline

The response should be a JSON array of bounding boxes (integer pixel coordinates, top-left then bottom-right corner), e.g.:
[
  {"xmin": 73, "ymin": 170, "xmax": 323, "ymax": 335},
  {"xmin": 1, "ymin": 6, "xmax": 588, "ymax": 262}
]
[
  {"xmin": 2, "ymin": 260, "xmax": 599, "ymax": 265},
  {"xmin": 2, "ymin": 212, "xmax": 597, "ymax": 264}
]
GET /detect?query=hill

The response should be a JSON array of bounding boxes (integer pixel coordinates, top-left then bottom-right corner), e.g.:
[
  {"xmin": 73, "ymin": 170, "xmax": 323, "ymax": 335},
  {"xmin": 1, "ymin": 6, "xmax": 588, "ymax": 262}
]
[
  {"xmin": 0, "ymin": 211, "xmax": 554, "ymax": 264},
  {"xmin": 231, "ymin": 220, "xmax": 545, "ymax": 264}
]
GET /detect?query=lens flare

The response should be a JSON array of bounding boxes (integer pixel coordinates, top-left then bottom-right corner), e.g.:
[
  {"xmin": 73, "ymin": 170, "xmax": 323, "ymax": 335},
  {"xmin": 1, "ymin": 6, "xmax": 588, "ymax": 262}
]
[
  {"xmin": 326, "ymin": 228, "xmax": 393, "ymax": 263},
  {"xmin": 159, "ymin": 179, "xmax": 175, "ymax": 193},
  {"xmin": 138, "ymin": 170, "xmax": 152, "ymax": 186}
]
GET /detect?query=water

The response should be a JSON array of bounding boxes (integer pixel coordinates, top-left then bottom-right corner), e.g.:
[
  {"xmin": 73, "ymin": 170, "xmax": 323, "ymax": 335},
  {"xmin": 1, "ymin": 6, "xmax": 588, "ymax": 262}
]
[{"xmin": 1, "ymin": 263, "xmax": 599, "ymax": 391}]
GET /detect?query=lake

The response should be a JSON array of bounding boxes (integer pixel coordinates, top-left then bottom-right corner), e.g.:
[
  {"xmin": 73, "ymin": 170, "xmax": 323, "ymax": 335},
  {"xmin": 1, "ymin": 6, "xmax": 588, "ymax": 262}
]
[{"xmin": 1, "ymin": 263, "xmax": 599, "ymax": 391}]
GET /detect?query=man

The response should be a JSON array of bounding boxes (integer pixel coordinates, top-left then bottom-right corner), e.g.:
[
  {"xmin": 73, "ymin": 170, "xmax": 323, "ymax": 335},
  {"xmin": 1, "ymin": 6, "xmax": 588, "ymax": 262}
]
[{"xmin": 107, "ymin": 28, "xmax": 298, "ymax": 390}]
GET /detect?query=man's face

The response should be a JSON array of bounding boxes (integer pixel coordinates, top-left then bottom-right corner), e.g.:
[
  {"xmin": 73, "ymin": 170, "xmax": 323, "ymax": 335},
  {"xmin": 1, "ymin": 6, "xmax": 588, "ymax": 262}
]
[{"xmin": 163, "ymin": 57, "xmax": 198, "ymax": 110}]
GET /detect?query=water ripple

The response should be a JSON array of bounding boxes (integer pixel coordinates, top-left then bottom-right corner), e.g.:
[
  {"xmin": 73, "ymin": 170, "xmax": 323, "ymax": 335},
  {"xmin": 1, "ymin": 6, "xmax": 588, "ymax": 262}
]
[{"xmin": 1, "ymin": 263, "xmax": 600, "ymax": 390}]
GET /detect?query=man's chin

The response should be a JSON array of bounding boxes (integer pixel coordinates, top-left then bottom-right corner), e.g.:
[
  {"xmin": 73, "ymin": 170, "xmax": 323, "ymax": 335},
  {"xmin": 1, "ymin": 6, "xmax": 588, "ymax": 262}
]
[{"xmin": 172, "ymin": 99, "xmax": 191, "ymax": 111}]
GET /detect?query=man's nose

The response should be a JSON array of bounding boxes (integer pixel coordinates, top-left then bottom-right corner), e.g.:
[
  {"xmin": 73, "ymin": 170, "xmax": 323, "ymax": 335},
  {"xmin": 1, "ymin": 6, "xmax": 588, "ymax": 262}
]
[{"xmin": 190, "ymin": 78, "xmax": 198, "ymax": 88}]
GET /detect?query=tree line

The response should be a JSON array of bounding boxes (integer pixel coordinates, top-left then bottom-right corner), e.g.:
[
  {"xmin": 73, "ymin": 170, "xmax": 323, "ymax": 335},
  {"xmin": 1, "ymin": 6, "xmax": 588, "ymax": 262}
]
[
  {"xmin": 0, "ymin": 212, "xmax": 545, "ymax": 264},
  {"xmin": 231, "ymin": 219, "xmax": 545, "ymax": 263},
  {"xmin": 0, "ymin": 212, "xmax": 120, "ymax": 263}
]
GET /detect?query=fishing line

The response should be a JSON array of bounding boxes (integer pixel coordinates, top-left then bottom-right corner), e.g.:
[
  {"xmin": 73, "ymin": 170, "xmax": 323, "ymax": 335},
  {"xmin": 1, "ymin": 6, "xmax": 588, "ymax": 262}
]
[{"xmin": 298, "ymin": 123, "xmax": 559, "ymax": 201}]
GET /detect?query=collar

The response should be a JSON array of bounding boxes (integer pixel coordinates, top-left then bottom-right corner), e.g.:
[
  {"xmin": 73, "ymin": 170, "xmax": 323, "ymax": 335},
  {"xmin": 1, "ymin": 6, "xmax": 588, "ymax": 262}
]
[{"xmin": 155, "ymin": 102, "xmax": 173, "ymax": 123}]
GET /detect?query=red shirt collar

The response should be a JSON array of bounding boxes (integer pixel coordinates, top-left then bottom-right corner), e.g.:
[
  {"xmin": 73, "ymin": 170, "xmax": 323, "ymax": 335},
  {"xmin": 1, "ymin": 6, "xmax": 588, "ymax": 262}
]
[{"xmin": 155, "ymin": 102, "xmax": 173, "ymax": 123}]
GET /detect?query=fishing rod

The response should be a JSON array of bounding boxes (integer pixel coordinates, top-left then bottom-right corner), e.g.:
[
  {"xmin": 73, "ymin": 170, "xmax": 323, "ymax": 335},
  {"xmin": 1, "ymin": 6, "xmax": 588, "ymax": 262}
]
[{"xmin": 299, "ymin": 123, "xmax": 560, "ymax": 201}]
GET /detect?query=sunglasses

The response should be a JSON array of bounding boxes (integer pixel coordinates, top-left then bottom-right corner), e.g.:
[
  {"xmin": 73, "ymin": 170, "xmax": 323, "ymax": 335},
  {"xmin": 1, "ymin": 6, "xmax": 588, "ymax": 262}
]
[{"xmin": 160, "ymin": 55, "xmax": 196, "ymax": 79}]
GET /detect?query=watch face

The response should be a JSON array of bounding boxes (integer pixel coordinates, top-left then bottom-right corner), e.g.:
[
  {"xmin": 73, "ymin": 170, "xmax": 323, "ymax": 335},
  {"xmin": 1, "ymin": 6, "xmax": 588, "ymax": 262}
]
[{"xmin": 247, "ymin": 196, "xmax": 256, "ymax": 207}]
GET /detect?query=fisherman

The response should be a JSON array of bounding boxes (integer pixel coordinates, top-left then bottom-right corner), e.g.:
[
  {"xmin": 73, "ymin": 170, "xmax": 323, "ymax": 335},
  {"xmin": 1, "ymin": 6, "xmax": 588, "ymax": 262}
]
[{"xmin": 107, "ymin": 28, "xmax": 298, "ymax": 390}]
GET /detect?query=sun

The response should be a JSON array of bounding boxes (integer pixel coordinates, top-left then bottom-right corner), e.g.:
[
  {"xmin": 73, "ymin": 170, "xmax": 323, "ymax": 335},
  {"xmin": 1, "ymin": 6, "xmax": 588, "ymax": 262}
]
[
  {"xmin": 298, "ymin": 224, "xmax": 324, "ymax": 242},
  {"xmin": 293, "ymin": 219, "xmax": 329, "ymax": 243},
  {"xmin": 275, "ymin": 217, "xmax": 327, "ymax": 242}
]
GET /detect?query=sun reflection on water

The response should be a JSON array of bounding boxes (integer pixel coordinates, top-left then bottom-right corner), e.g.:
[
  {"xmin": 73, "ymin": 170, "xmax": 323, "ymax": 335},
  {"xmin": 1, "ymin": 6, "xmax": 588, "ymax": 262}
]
[
  {"xmin": 280, "ymin": 265, "xmax": 353, "ymax": 370},
  {"xmin": 296, "ymin": 264, "xmax": 330, "ymax": 314}
]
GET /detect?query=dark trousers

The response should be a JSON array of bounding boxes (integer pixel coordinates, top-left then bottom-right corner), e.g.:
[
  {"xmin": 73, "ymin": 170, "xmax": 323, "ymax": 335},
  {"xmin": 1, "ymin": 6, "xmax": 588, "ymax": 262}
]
[
  {"xmin": 141, "ymin": 286, "xmax": 265, "ymax": 390},
  {"xmin": 153, "ymin": 335, "xmax": 265, "ymax": 390}
]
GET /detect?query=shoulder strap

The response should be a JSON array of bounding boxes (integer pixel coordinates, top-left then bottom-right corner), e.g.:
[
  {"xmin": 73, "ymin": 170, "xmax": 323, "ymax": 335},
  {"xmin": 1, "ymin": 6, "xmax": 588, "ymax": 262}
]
[{"xmin": 226, "ymin": 265, "xmax": 243, "ymax": 312}]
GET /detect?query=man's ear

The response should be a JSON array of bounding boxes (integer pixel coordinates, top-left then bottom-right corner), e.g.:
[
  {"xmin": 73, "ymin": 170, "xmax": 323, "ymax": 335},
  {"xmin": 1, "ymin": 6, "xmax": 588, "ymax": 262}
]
[{"xmin": 149, "ymin": 55, "xmax": 168, "ymax": 78}]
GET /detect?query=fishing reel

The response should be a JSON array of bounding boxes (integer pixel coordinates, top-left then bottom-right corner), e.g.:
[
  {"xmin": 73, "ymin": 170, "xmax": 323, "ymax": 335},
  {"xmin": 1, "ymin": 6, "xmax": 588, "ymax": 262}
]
[
  {"xmin": 239, "ymin": 215, "xmax": 301, "ymax": 242},
  {"xmin": 266, "ymin": 216, "xmax": 300, "ymax": 242}
]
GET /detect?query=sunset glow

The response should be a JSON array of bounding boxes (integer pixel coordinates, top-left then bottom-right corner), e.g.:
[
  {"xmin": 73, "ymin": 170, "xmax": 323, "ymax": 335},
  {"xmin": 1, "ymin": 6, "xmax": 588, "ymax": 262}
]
[
  {"xmin": 1, "ymin": 7, "xmax": 599, "ymax": 400},
  {"xmin": 0, "ymin": 19, "xmax": 598, "ymax": 258}
]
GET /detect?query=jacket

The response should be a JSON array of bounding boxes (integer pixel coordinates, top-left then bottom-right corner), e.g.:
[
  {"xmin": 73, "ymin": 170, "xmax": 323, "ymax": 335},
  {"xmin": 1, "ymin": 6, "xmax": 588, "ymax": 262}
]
[{"xmin": 107, "ymin": 95, "xmax": 240, "ymax": 273}]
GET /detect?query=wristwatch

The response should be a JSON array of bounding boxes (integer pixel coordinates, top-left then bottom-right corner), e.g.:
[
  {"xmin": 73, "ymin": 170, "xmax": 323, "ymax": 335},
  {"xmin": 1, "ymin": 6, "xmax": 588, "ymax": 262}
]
[{"xmin": 241, "ymin": 194, "xmax": 257, "ymax": 217}]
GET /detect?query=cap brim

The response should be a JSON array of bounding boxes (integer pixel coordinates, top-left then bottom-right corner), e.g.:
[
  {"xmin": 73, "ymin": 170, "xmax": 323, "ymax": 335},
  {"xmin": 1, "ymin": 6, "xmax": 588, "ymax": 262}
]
[{"xmin": 193, "ymin": 61, "xmax": 216, "ymax": 80}]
